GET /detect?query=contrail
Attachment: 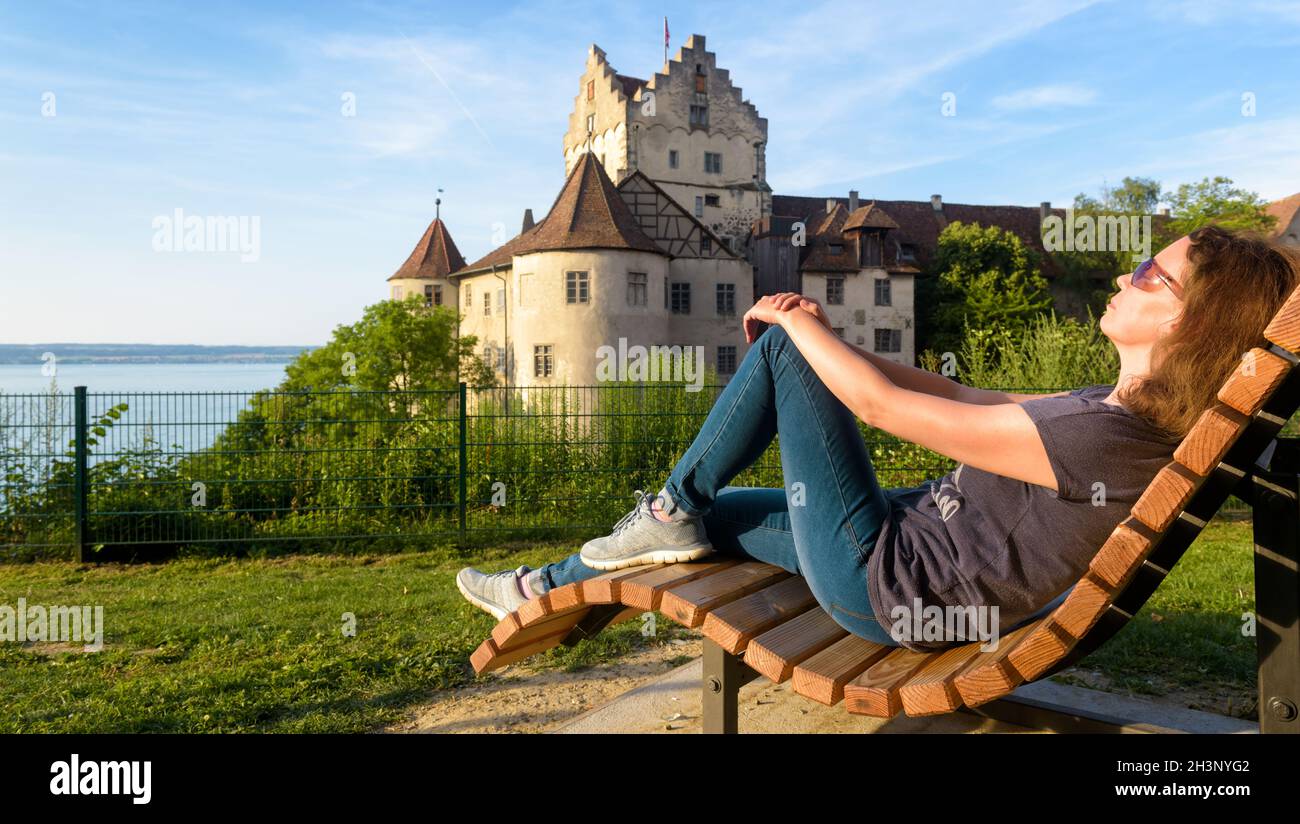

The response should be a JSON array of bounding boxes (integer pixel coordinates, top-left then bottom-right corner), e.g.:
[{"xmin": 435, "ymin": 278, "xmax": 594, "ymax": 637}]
[{"xmin": 397, "ymin": 29, "xmax": 493, "ymax": 149}]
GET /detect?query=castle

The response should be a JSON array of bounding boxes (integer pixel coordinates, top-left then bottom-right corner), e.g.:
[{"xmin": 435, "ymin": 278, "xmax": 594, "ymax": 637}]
[{"xmin": 387, "ymin": 34, "xmax": 1072, "ymax": 387}]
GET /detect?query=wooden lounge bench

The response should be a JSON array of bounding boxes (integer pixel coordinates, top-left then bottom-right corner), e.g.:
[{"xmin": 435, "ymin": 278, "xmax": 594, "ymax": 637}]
[{"xmin": 469, "ymin": 286, "xmax": 1300, "ymax": 734}]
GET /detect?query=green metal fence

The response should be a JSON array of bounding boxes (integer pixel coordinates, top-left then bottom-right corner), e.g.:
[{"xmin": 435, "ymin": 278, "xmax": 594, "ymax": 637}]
[{"xmin": 0, "ymin": 382, "xmax": 1247, "ymax": 561}]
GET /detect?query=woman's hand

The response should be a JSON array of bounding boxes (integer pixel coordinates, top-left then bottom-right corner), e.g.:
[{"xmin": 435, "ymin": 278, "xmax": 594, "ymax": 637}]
[{"xmin": 742, "ymin": 292, "xmax": 832, "ymax": 343}]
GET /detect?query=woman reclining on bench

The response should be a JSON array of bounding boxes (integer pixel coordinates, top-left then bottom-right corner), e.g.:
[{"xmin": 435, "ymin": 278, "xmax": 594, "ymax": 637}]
[{"xmin": 457, "ymin": 226, "xmax": 1300, "ymax": 651}]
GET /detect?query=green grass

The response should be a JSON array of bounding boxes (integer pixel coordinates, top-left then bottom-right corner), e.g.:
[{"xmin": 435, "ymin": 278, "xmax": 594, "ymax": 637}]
[{"xmin": 0, "ymin": 518, "xmax": 1262, "ymax": 732}]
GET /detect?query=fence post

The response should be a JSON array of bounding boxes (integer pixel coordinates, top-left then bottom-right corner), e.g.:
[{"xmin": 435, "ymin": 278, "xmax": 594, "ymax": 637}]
[
  {"xmin": 458, "ymin": 382, "xmax": 467, "ymax": 542},
  {"xmin": 73, "ymin": 386, "xmax": 90, "ymax": 563}
]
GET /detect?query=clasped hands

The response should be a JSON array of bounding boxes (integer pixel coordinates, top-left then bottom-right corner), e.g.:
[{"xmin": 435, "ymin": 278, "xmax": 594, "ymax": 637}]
[{"xmin": 741, "ymin": 292, "xmax": 833, "ymax": 344}]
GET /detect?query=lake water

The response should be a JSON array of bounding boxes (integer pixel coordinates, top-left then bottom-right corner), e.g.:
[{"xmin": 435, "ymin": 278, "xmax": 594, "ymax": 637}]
[
  {"xmin": 0, "ymin": 363, "xmax": 291, "ymax": 395},
  {"xmin": 0, "ymin": 363, "xmax": 294, "ymax": 467}
]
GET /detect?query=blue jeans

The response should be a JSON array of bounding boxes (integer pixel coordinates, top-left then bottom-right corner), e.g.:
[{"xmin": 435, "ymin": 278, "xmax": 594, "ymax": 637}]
[{"xmin": 534, "ymin": 325, "xmax": 1071, "ymax": 645}]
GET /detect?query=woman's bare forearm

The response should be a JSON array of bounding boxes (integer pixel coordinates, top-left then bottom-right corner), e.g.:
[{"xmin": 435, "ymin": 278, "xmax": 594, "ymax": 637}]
[{"xmin": 842, "ymin": 340, "xmax": 977, "ymax": 400}]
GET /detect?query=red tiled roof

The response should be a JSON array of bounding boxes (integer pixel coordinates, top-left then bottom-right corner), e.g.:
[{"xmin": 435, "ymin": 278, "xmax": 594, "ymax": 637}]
[
  {"xmin": 1267, "ymin": 193, "xmax": 1300, "ymax": 239},
  {"xmin": 454, "ymin": 152, "xmax": 664, "ymax": 276},
  {"xmin": 771, "ymin": 194, "xmax": 1065, "ymax": 275},
  {"xmin": 388, "ymin": 218, "xmax": 466, "ymax": 281},
  {"xmin": 843, "ymin": 202, "xmax": 899, "ymax": 231}
]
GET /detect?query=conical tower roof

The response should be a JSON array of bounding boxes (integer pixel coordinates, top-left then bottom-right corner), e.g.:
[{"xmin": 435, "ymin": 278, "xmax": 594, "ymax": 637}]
[{"xmin": 389, "ymin": 218, "xmax": 467, "ymax": 281}]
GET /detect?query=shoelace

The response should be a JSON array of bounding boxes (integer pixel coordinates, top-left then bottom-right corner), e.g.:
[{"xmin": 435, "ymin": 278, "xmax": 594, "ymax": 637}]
[{"xmin": 610, "ymin": 489, "xmax": 655, "ymax": 537}]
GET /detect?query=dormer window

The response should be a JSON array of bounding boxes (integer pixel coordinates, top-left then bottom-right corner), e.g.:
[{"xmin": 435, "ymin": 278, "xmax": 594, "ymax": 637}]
[
  {"xmin": 860, "ymin": 233, "xmax": 883, "ymax": 267},
  {"xmin": 899, "ymin": 243, "xmax": 917, "ymax": 262}
]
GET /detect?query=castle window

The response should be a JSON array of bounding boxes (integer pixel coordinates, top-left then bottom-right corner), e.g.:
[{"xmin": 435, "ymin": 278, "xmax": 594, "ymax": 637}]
[
  {"xmin": 829, "ymin": 243, "xmax": 843, "ymax": 255},
  {"xmin": 498, "ymin": 345, "xmax": 507, "ymax": 373},
  {"xmin": 669, "ymin": 150, "xmax": 679, "ymax": 169},
  {"xmin": 483, "ymin": 343, "xmax": 494, "ymax": 368},
  {"xmin": 695, "ymin": 73, "xmax": 707, "ymax": 93},
  {"xmin": 586, "ymin": 114, "xmax": 595, "ymax": 134},
  {"xmin": 497, "ymin": 287, "xmax": 505, "ymax": 313},
  {"xmin": 716, "ymin": 283, "xmax": 735, "ymax": 316},
  {"xmin": 464, "ymin": 284, "xmax": 471, "ymax": 307},
  {"xmin": 874, "ymin": 328, "xmax": 902, "ymax": 353},
  {"xmin": 483, "ymin": 291, "xmax": 491, "ymax": 316},
  {"xmin": 700, "ymin": 235, "xmax": 712, "ymax": 254},
  {"xmin": 861, "ymin": 233, "xmax": 883, "ymax": 267},
  {"xmin": 717, "ymin": 345, "xmax": 736, "ymax": 374},
  {"xmin": 424, "ymin": 284, "xmax": 435, "ymax": 306},
  {"xmin": 671, "ymin": 282, "xmax": 691, "ymax": 314},
  {"xmin": 704, "ymin": 194, "xmax": 720, "ymax": 207},
  {"xmin": 534, "ymin": 344, "xmax": 553, "ymax": 378},
  {"xmin": 704, "ymin": 152, "xmax": 722, "ymax": 173},
  {"xmin": 695, "ymin": 196, "xmax": 704, "ymax": 218},
  {"xmin": 392, "ymin": 286, "xmax": 403, "ymax": 300},
  {"xmin": 874, "ymin": 277, "xmax": 892, "ymax": 307},
  {"xmin": 826, "ymin": 277, "xmax": 845, "ymax": 305},
  {"xmin": 587, "ymin": 79, "xmax": 594, "ymax": 100},
  {"xmin": 627, "ymin": 272, "xmax": 647, "ymax": 306},
  {"xmin": 566, "ymin": 270, "xmax": 589, "ymax": 304},
  {"xmin": 690, "ymin": 104, "xmax": 709, "ymax": 128}
]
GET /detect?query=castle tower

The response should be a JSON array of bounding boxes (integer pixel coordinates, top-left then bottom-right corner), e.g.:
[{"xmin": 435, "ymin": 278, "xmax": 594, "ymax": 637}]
[
  {"xmin": 388, "ymin": 213, "xmax": 466, "ymax": 309},
  {"xmin": 562, "ymin": 34, "xmax": 770, "ymax": 254}
]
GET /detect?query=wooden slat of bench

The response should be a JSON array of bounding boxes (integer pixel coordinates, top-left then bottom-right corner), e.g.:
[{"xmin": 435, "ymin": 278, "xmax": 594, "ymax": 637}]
[
  {"xmin": 898, "ymin": 642, "xmax": 990, "ymax": 716},
  {"xmin": 493, "ymin": 605, "xmax": 593, "ymax": 651},
  {"xmin": 471, "ymin": 623, "xmax": 575, "ymax": 674},
  {"xmin": 842, "ymin": 647, "xmax": 936, "ymax": 718},
  {"xmin": 658, "ymin": 562, "xmax": 792, "ymax": 628},
  {"xmin": 1053, "ymin": 573, "xmax": 1113, "ymax": 639},
  {"xmin": 700, "ymin": 576, "xmax": 818, "ymax": 654},
  {"xmin": 580, "ymin": 563, "xmax": 669, "ymax": 603},
  {"xmin": 793, "ymin": 634, "xmax": 895, "ymax": 707},
  {"xmin": 475, "ymin": 605, "xmax": 645, "ymax": 675},
  {"xmin": 1088, "ymin": 520, "xmax": 1152, "ymax": 589},
  {"xmin": 1131, "ymin": 465, "xmax": 1197, "ymax": 533},
  {"xmin": 744, "ymin": 608, "xmax": 848, "ymax": 683},
  {"xmin": 1174, "ymin": 404, "xmax": 1247, "ymax": 476},
  {"xmin": 1217, "ymin": 347, "xmax": 1291, "ymax": 416},
  {"xmin": 951, "ymin": 623, "xmax": 1039, "ymax": 707},
  {"xmin": 1264, "ymin": 285, "xmax": 1300, "ymax": 354},
  {"xmin": 1007, "ymin": 619, "xmax": 1075, "ymax": 681},
  {"xmin": 616, "ymin": 559, "xmax": 740, "ymax": 612}
]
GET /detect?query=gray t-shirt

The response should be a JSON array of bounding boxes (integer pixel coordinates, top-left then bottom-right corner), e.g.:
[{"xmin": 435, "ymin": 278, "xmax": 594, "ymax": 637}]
[{"xmin": 866, "ymin": 385, "xmax": 1180, "ymax": 652}]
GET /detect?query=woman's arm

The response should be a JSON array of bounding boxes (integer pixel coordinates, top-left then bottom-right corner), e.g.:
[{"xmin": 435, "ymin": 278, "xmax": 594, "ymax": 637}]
[
  {"xmin": 771, "ymin": 305, "xmax": 1059, "ymax": 492},
  {"xmin": 770, "ymin": 294, "xmax": 1069, "ymax": 406}
]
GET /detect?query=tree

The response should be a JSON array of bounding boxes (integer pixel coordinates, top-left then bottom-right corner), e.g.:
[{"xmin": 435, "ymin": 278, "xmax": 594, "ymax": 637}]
[
  {"xmin": 282, "ymin": 295, "xmax": 495, "ymax": 395},
  {"xmin": 1051, "ymin": 177, "xmax": 1163, "ymax": 315},
  {"xmin": 1164, "ymin": 175, "xmax": 1278, "ymax": 238},
  {"xmin": 925, "ymin": 221, "xmax": 1052, "ymax": 358}
]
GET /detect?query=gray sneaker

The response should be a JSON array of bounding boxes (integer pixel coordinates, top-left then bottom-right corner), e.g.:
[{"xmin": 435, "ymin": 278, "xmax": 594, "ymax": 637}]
[
  {"xmin": 580, "ymin": 490, "xmax": 714, "ymax": 571},
  {"xmin": 456, "ymin": 564, "xmax": 538, "ymax": 620}
]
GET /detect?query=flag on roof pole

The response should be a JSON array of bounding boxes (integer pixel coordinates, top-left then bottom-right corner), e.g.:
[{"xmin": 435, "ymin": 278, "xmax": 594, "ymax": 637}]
[{"xmin": 663, "ymin": 17, "xmax": 669, "ymax": 65}]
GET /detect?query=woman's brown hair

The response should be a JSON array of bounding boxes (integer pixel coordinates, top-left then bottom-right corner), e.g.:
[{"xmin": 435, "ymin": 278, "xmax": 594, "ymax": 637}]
[{"xmin": 1118, "ymin": 226, "xmax": 1300, "ymax": 440}]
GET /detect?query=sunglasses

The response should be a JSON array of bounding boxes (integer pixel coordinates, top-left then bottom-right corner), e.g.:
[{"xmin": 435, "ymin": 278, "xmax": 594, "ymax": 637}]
[{"xmin": 1130, "ymin": 257, "xmax": 1183, "ymax": 300}]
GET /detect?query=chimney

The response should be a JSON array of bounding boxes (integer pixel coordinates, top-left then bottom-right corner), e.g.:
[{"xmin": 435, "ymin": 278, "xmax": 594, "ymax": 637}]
[
  {"xmin": 1040, "ymin": 201, "xmax": 1051, "ymax": 223},
  {"xmin": 522, "ymin": 209, "xmax": 535, "ymax": 232},
  {"xmin": 848, "ymin": 190, "xmax": 859, "ymax": 212},
  {"xmin": 930, "ymin": 194, "xmax": 943, "ymax": 212},
  {"xmin": 826, "ymin": 198, "xmax": 838, "ymax": 214}
]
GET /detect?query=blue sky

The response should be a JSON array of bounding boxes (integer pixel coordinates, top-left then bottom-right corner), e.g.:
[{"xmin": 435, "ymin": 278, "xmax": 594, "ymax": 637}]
[{"xmin": 2, "ymin": 0, "xmax": 1298, "ymax": 345}]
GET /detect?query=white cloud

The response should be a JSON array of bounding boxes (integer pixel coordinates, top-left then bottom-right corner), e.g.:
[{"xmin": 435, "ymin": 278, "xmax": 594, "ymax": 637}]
[{"xmin": 991, "ymin": 84, "xmax": 1098, "ymax": 111}]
